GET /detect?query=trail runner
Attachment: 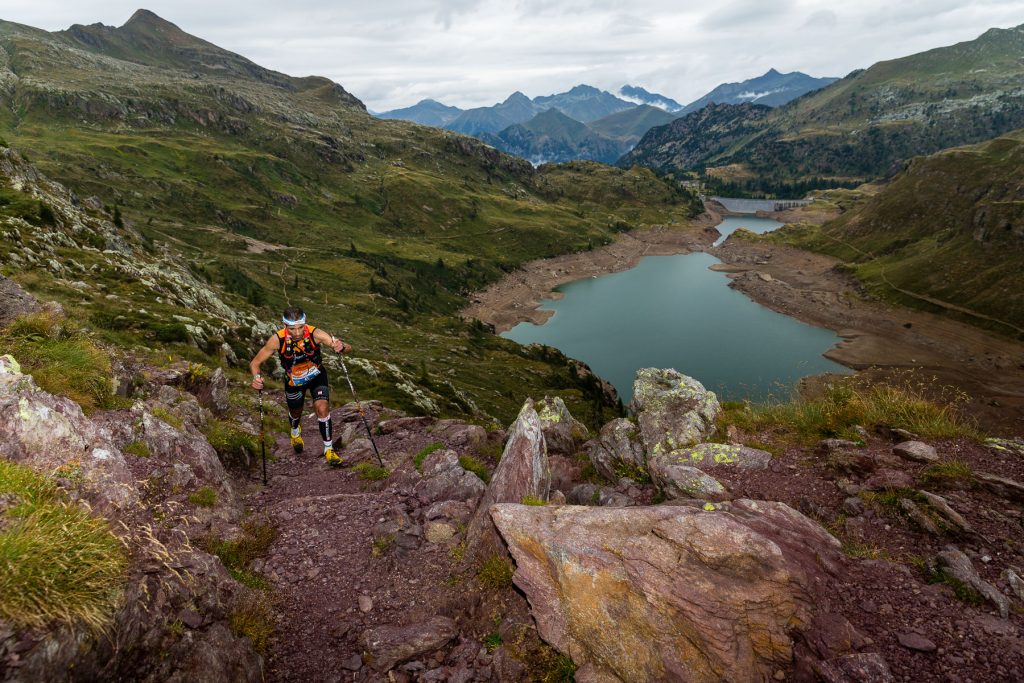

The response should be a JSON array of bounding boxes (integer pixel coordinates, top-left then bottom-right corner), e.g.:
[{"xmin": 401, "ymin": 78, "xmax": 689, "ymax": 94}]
[{"xmin": 250, "ymin": 306, "xmax": 352, "ymax": 466}]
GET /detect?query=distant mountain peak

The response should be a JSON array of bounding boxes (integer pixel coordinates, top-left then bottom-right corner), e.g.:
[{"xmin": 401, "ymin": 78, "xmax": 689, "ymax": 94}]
[
  {"xmin": 504, "ymin": 91, "xmax": 532, "ymax": 104},
  {"xmin": 764, "ymin": 67, "xmax": 781, "ymax": 76},
  {"xmin": 619, "ymin": 85, "xmax": 683, "ymax": 112}
]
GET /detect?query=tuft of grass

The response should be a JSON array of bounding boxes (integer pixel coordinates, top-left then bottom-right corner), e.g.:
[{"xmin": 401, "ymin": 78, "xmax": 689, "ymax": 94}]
[
  {"xmin": 484, "ymin": 632, "xmax": 503, "ymax": 652},
  {"xmin": 124, "ymin": 440, "xmax": 151, "ymax": 458},
  {"xmin": 150, "ymin": 405, "xmax": 184, "ymax": 430},
  {"xmin": 477, "ymin": 554, "xmax": 514, "ymax": 590},
  {"xmin": 918, "ymin": 459, "xmax": 975, "ymax": 488},
  {"xmin": 718, "ymin": 375, "xmax": 978, "ymax": 445},
  {"xmin": 459, "ymin": 454, "xmax": 491, "ymax": 483},
  {"xmin": 198, "ymin": 519, "xmax": 276, "ymax": 590},
  {"xmin": 1, "ymin": 313, "xmax": 115, "ymax": 413},
  {"xmin": 414, "ymin": 442, "xmax": 445, "ymax": 471},
  {"xmin": 913, "ymin": 559, "xmax": 985, "ymax": 606},
  {"xmin": 353, "ymin": 462, "xmax": 390, "ymax": 481},
  {"xmin": 187, "ymin": 486, "xmax": 218, "ymax": 508},
  {"xmin": 203, "ymin": 419, "xmax": 260, "ymax": 468},
  {"xmin": 520, "ymin": 495, "xmax": 546, "ymax": 506},
  {"xmin": 371, "ymin": 534, "xmax": 394, "ymax": 557},
  {"xmin": 612, "ymin": 459, "xmax": 650, "ymax": 484},
  {"xmin": 229, "ymin": 593, "xmax": 275, "ymax": 654},
  {"xmin": 0, "ymin": 460, "xmax": 128, "ymax": 630}
]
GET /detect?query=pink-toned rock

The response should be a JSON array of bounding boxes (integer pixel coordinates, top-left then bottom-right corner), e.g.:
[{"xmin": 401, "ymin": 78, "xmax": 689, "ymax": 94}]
[
  {"xmin": 490, "ymin": 499, "xmax": 842, "ymax": 683},
  {"xmin": 431, "ymin": 419, "xmax": 488, "ymax": 449},
  {"xmin": 892, "ymin": 441, "xmax": 938, "ymax": 463},
  {"xmin": 467, "ymin": 399, "xmax": 550, "ymax": 557},
  {"xmin": 588, "ymin": 418, "xmax": 645, "ymax": 481},
  {"xmin": 362, "ymin": 616, "xmax": 457, "ymax": 672},
  {"xmin": 414, "ymin": 449, "xmax": 486, "ymax": 505}
]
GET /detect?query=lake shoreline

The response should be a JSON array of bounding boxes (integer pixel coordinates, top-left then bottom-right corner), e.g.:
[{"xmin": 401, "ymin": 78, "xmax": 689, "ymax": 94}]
[{"xmin": 462, "ymin": 203, "xmax": 1024, "ymax": 432}]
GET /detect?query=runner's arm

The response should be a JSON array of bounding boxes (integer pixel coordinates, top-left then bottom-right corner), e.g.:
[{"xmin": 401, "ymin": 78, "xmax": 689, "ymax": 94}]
[
  {"xmin": 312, "ymin": 327, "xmax": 351, "ymax": 354},
  {"xmin": 249, "ymin": 335, "xmax": 278, "ymax": 389}
]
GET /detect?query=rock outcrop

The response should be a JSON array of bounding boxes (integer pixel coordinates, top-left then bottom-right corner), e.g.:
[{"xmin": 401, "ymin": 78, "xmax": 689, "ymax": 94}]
[
  {"xmin": 491, "ymin": 499, "xmax": 842, "ymax": 682},
  {"xmin": 0, "ymin": 354, "xmax": 262, "ymax": 682},
  {"xmin": 467, "ymin": 399, "xmax": 550, "ymax": 558}
]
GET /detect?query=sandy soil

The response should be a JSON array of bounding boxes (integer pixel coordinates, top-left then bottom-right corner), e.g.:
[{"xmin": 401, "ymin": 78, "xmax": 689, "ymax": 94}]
[{"xmin": 462, "ymin": 204, "xmax": 1024, "ymax": 435}]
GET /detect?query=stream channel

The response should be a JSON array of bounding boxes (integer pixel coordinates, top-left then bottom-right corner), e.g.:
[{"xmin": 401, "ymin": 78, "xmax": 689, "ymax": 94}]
[{"xmin": 501, "ymin": 216, "xmax": 851, "ymax": 404}]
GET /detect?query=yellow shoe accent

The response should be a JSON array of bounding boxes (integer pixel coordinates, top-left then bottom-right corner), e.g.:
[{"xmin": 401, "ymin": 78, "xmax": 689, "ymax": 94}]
[
  {"xmin": 325, "ymin": 447, "xmax": 342, "ymax": 466},
  {"xmin": 291, "ymin": 434, "xmax": 304, "ymax": 453}
]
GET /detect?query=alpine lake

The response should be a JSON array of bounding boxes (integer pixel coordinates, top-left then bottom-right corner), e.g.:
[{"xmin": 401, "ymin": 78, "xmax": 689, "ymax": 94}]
[{"xmin": 502, "ymin": 216, "xmax": 851, "ymax": 404}]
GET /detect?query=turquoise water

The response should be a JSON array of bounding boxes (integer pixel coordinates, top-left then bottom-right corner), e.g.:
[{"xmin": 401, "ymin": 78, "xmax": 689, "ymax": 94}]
[
  {"xmin": 712, "ymin": 215, "xmax": 787, "ymax": 246},
  {"xmin": 502, "ymin": 231, "xmax": 850, "ymax": 404}
]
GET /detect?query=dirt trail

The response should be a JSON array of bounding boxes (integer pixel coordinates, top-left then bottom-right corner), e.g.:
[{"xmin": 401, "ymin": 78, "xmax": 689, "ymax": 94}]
[{"xmin": 248, "ymin": 402, "xmax": 488, "ymax": 683}]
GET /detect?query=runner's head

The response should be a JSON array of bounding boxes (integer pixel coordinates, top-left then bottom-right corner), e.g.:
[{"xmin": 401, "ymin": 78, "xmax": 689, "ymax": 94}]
[{"xmin": 282, "ymin": 306, "xmax": 306, "ymax": 338}]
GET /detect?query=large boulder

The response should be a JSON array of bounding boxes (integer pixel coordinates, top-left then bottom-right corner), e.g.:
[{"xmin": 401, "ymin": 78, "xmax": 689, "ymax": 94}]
[
  {"xmin": 467, "ymin": 399, "xmax": 550, "ymax": 557},
  {"xmin": 630, "ymin": 369, "xmax": 720, "ymax": 458},
  {"xmin": 534, "ymin": 396, "xmax": 589, "ymax": 455},
  {"xmin": 587, "ymin": 418, "xmax": 645, "ymax": 481},
  {"xmin": 490, "ymin": 500, "xmax": 842, "ymax": 683}
]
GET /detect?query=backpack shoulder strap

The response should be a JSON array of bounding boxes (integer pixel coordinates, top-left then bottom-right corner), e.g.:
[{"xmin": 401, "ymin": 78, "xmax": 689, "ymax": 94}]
[{"xmin": 305, "ymin": 325, "xmax": 319, "ymax": 350}]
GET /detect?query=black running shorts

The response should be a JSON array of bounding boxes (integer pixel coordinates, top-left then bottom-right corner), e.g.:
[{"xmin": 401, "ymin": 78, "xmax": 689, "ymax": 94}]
[{"xmin": 284, "ymin": 369, "xmax": 330, "ymax": 410}]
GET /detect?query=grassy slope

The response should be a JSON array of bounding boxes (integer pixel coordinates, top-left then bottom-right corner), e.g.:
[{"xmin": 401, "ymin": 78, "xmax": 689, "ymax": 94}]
[
  {"xmin": 766, "ymin": 130, "xmax": 1024, "ymax": 337},
  {"xmin": 0, "ymin": 17, "xmax": 702, "ymax": 427}
]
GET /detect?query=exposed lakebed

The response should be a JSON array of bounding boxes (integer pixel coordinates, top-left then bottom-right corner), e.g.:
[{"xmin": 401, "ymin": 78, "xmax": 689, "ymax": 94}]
[{"xmin": 502, "ymin": 217, "xmax": 850, "ymax": 403}]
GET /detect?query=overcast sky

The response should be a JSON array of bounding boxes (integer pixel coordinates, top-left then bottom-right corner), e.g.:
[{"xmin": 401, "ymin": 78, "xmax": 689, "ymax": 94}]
[{"xmin": 6, "ymin": 1, "xmax": 1024, "ymax": 111}]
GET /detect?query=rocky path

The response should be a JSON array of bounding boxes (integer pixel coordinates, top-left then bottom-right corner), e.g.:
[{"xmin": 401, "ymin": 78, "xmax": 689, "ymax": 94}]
[{"xmin": 247, "ymin": 400, "xmax": 502, "ymax": 683}]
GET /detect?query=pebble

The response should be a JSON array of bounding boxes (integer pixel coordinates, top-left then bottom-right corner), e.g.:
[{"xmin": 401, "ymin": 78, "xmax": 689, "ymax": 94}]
[
  {"xmin": 358, "ymin": 595, "xmax": 373, "ymax": 613},
  {"xmin": 773, "ymin": 670, "xmax": 785, "ymax": 680},
  {"xmin": 897, "ymin": 632, "xmax": 937, "ymax": 652}
]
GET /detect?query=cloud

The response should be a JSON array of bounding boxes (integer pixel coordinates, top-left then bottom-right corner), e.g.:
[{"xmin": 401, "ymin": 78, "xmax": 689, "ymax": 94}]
[
  {"xmin": 803, "ymin": 10, "xmax": 838, "ymax": 28},
  {"xmin": 7, "ymin": 0, "xmax": 1024, "ymax": 111}
]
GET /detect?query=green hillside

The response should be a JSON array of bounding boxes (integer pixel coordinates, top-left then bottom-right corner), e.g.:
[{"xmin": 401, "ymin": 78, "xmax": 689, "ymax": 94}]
[
  {"xmin": 765, "ymin": 131, "xmax": 1024, "ymax": 337},
  {"xmin": 622, "ymin": 24, "xmax": 1024, "ymax": 194},
  {"xmin": 0, "ymin": 12, "xmax": 703, "ymax": 426}
]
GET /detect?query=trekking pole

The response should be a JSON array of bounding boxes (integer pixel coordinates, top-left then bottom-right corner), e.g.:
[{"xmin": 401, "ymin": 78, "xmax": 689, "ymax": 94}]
[
  {"xmin": 338, "ymin": 355, "xmax": 384, "ymax": 467},
  {"xmin": 258, "ymin": 389, "xmax": 268, "ymax": 486}
]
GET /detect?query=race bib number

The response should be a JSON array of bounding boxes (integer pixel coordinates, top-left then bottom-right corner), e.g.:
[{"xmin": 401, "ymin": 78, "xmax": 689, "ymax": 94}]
[{"xmin": 288, "ymin": 361, "xmax": 321, "ymax": 386}]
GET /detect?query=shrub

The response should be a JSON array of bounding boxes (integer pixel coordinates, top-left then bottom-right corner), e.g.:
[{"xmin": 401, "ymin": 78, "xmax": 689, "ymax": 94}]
[
  {"xmin": 2, "ymin": 313, "xmax": 114, "ymax": 413},
  {"xmin": 187, "ymin": 486, "xmax": 218, "ymax": 508},
  {"xmin": 477, "ymin": 555, "xmax": 514, "ymax": 590},
  {"xmin": 0, "ymin": 460, "xmax": 128, "ymax": 630},
  {"xmin": 353, "ymin": 462, "xmax": 390, "ymax": 481},
  {"xmin": 520, "ymin": 495, "xmax": 546, "ymax": 506},
  {"xmin": 459, "ymin": 454, "xmax": 491, "ymax": 483},
  {"xmin": 414, "ymin": 442, "xmax": 444, "ymax": 470}
]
